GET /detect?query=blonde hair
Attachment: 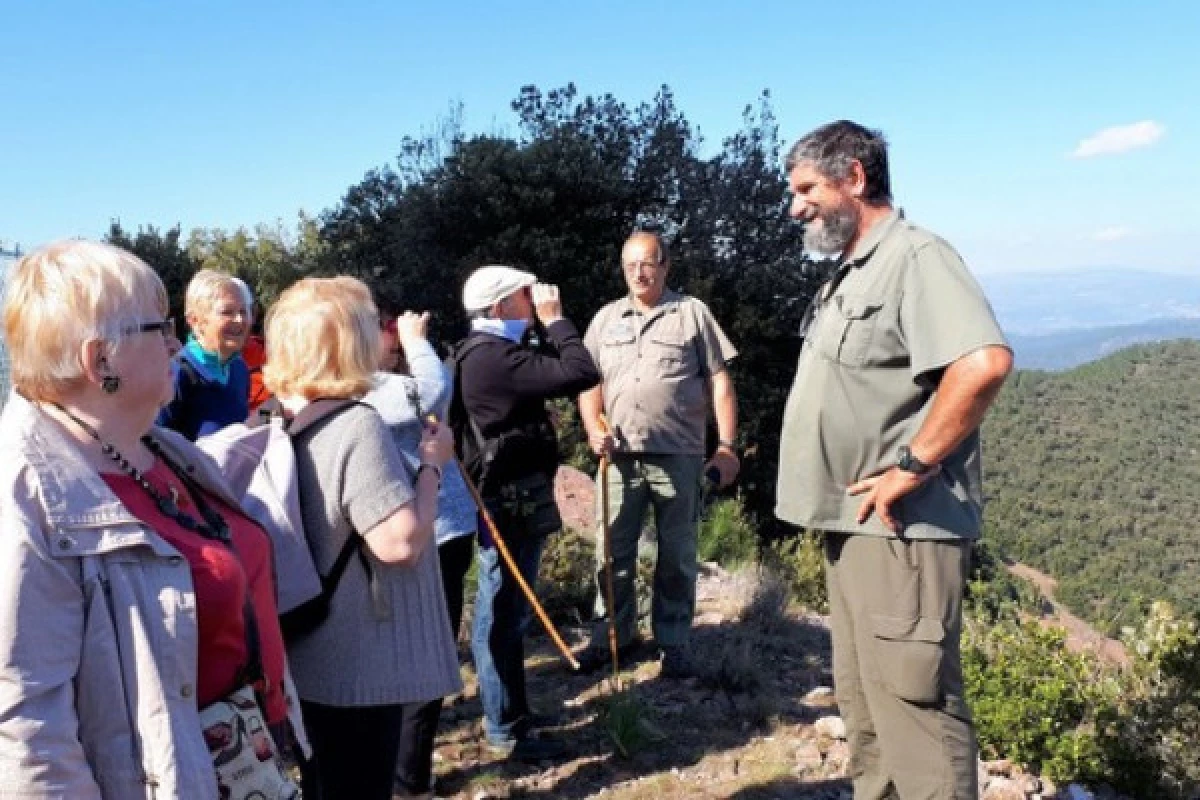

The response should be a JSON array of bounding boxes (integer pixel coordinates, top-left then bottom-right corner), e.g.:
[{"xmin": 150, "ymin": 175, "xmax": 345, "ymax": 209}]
[
  {"xmin": 3, "ymin": 240, "xmax": 168, "ymax": 402},
  {"xmin": 263, "ymin": 276, "xmax": 380, "ymax": 400}
]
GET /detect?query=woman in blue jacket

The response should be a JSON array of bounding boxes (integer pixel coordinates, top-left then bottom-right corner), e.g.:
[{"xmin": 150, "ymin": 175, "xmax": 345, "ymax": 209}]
[{"xmin": 158, "ymin": 270, "xmax": 253, "ymax": 439}]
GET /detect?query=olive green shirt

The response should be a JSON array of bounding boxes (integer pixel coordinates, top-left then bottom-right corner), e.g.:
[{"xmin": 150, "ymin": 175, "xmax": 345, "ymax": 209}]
[
  {"xmin": 775, "ymin": 211, "xmax": 1008, "ymax": 540},
  {"xmin": 584, "ymin": 290, "xmax": 737, "ymax": 455}
]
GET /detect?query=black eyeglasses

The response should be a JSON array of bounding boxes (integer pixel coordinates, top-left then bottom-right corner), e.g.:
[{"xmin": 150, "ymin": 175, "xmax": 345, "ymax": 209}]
[{"xmin": 132, "ymin": 318, "xmax": 176, "ymax": 340}]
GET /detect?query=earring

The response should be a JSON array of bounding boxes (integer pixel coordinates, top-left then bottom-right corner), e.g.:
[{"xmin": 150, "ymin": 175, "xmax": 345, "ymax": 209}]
[{"xmin": 100, "ymin": 374, "xmax": 121, "ymax": 394}]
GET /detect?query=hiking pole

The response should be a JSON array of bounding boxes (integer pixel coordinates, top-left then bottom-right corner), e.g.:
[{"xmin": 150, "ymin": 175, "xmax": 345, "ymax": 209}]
[
  {"xmin": 456, "ymin": 453, "xmax": 580, "ymax": 671},
  {"xmin": 597, "ymin": 416, "xmax": 620, "ymax": 681},
  {"xmin": 407, "ymin": 388, "xmax": 579, "ymax": 670}
]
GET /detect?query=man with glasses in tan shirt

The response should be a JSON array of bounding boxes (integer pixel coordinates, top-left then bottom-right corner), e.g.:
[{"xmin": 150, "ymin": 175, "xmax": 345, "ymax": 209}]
[{"xmin": 577, "ymin": 231, "xmax": 739, "ymax": 677}]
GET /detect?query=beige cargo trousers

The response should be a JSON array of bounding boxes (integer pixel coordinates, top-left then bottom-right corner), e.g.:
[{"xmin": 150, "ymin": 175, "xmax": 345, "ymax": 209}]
[{"xmin": 824, "ymin": 531, "xmax": 978, "ymax": 799}]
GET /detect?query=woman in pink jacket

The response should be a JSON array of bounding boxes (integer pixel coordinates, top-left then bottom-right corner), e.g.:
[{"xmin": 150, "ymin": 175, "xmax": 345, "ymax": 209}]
[{"xmin": 0, "ymin": 241, "xmax": 291, "ymax": 799}]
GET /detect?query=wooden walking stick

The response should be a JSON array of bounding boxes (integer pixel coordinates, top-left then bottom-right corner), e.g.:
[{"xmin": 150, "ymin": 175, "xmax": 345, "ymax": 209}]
[
  {"xmin": 457, "ymin": 453, "xmax": 580, "ymax": 670},
  {"xmin": 597, "ymin": 416, "xmax": 620, "ymax": 681},
  {"xmin": 410, "ymin": 388, "xmax": 579, "ymax": 670}
]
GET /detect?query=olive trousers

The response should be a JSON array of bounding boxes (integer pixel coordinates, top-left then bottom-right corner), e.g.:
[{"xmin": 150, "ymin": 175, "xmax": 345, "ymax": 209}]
[{"xmin": 824, "ymin": 532, "xmax": 978, "ymax": 800}]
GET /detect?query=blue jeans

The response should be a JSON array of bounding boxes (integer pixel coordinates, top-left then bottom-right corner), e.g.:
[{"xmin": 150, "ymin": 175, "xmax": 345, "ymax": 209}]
[{"xmin": 471, "ymin": 509, "xmax": 548, "ymax": 745}]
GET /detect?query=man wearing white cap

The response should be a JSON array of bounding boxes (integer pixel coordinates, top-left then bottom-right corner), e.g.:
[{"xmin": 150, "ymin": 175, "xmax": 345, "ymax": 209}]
[{"xmin": 449, "ymin": 266, "xmax": 599, "ymax": 761}]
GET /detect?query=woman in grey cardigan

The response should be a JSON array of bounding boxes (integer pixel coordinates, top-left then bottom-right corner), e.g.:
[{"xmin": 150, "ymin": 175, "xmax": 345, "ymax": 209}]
[
  {"xmin": 262, "ymin": 277, "xmax": 459, "ymax": 800},
  {"xmin": 364, "ymin": 309, "xmax": 479, "ymax": 798}
]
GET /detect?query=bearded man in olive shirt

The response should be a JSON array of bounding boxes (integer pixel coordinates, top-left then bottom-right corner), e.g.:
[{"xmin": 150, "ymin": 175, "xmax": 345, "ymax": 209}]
[
  {"xmin": 578, "ymin": 231, "xmax": 740, "ymax": 677},
  {"xmin": 776, "ymin": 121, "xmax": 1012, "ymax": 799}
]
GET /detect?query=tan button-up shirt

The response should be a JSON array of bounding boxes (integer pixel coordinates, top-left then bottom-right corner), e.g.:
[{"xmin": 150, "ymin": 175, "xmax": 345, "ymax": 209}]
[
  {"xmin": 584, "ymin": 290, "xmax": 737, "ymax": 455},
  {"xmin": 775, "ymin": 211, "xmax": 1008, "ymax": 540}
]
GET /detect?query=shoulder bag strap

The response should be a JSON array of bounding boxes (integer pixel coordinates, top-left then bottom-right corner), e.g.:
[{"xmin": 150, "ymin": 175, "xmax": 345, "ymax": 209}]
[{"xmin": 283, "ymin": 398, "xmax": 375, "ymax": 606}]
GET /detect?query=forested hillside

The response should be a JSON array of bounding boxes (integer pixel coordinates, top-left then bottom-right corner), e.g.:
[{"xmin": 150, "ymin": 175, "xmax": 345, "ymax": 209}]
[{"xmin": 983, "ymin": 339, "xmax": 1200, "ymax": 633}]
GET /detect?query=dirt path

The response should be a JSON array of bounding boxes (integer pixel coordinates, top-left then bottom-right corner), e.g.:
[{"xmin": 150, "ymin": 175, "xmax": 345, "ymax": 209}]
[{"xmin": 1005, "ymin": 562, "xmax": 1130, "ymax": 668}]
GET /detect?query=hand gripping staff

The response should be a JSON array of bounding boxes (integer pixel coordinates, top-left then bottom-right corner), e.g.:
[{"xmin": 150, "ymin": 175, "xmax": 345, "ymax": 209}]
[{"xmin": 407, "ymin": 386, "xmax": 580, "ymax": 670}]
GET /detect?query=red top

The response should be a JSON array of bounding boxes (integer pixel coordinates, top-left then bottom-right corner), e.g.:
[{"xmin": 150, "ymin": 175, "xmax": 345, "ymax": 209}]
[
  {"xmin": 242, "ymin": 335, "xmax": 271, "ymax": 411},
  {"xmin": 103, "ymin": 460, "xmax": 288, "ymax": 723}
]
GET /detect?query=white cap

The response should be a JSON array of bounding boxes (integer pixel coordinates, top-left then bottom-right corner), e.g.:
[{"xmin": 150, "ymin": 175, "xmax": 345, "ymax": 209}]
[{"xmin": 462, "ymin": 265, "xmax": 537, "ymax": 312}]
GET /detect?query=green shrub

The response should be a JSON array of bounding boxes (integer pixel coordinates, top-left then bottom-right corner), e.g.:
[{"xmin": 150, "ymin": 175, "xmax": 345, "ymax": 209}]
[
  {"xmin": 763, "ymin": 530, "xmax": 828, "ymax": 614},
  {"xmin": 1096, "ymin": 602, "xmax": 1200, "ymax": 799},
  {"xmin": 963, "ymin": 574, "xmax": 1200, "ymax": 798},
  {"xmin": 962, "ymin": 612, "xmax": 1114, "ymax": 782},
  {"xmin": 549, "ymin": 397, "xmax": 596, "ymax": 474},
  {"xmin": 601, "ymin": 687, "xmax": 659, "ymax": 759},
  {"xmin": 538, "ymin": 527, "xmax": 597, "ymax": 624},
  {"xmin": 697, "ymin": 495, "xmax": 758, "ymax": 568}
]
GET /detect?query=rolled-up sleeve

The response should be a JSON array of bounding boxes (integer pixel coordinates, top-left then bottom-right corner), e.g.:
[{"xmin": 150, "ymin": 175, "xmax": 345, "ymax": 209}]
[
  {"xmin": 692, "ymin": 299, "xmax": 738, "ymax": 377},
  {"xmin": 900, "ymin": 238, "xmax": 1008, "ymax": 386}
]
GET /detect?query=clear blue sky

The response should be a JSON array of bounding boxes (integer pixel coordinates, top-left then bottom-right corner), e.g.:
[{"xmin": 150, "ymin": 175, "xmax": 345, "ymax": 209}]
[{"xmin": 3, "ymin": 0, "xmax": 1197, "ymax": 274}]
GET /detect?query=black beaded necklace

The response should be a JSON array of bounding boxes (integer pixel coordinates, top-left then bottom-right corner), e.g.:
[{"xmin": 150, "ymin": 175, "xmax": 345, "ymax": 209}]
[{"xmin": 51, "ymin": 403, "xmax": 231, "ymax": 544}]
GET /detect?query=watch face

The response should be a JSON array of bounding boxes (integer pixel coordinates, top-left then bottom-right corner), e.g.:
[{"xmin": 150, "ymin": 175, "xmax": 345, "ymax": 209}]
[{"xmin": 898, "ymin": 446, "xmax": 924, "ymax": 473}]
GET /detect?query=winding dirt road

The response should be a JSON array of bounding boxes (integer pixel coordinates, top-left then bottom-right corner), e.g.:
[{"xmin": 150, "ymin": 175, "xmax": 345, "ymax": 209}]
[{"xmin": 1005, "ymin": 561, "xmax": 1130, "ymax": 668}]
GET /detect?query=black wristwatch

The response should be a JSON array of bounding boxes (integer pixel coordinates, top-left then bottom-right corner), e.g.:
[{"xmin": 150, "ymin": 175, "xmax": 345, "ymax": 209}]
[{"xmin": 897, "ymin": 445, "xmax": 934, "ymax": 476}]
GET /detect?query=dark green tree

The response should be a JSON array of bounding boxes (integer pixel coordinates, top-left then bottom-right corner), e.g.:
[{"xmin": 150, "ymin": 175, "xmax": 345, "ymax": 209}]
[
  {"xmin": 319, "ymin": 84, "xmax": 819, "ymax": 515},
  {"xmin": 105, "ymin": 222, "xmax": 199, "ymax": 324}
]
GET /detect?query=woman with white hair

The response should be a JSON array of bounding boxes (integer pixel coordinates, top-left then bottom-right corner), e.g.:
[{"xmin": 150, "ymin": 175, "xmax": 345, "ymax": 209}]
[
  {"xmin": 0, "ymin": 241, "xmax": 292, "ymax": 798},
  {"xmin": 158, "ymin": 268, "xmax": 254, "ymax": 439},
  {"xmin": 263, "ymin": 277, "xmax": 459, "ymax": 800}
]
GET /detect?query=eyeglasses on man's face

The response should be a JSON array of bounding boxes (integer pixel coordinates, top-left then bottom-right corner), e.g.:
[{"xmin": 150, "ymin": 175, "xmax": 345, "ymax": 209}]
[
  {"xmin": 132, "ymin": 317, "xmax": 176, "ymax": 340},
  {"xmin": 622, "ymin": 260, "xmax": 664, "ymax": 273}
]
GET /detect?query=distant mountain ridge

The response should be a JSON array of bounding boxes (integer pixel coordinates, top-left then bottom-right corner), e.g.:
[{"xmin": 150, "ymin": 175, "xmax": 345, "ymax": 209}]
[
  {"xmin": 977, "ymin": 268, "xmax": 1200, "ymax": 369},
  {"xmin": 1007, "ymin": 317, "xmax": 1200, "ymax": 370},
  {"xmin": 979, "ymin": 268, "xmax": 1200, "ymax": 335}
]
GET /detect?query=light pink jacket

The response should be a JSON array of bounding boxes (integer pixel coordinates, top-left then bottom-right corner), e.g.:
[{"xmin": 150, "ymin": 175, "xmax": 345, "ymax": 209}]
[{"xmin": 0, "ymin": 392, "xmax": 232, "ymax": 799}]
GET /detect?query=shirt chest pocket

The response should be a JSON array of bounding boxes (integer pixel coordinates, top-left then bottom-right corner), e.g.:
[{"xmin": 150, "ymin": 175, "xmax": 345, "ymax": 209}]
[
  {"xmin": 600, "ymin": 325, "xmax": 636, "ymax": 371},
  {"xmin": 819, "ymin": 293, "xmax": 885, "ymax": 367},
  {"xmin": 648, "ymin": 330, "xmax": 697, "ymax": 379}
]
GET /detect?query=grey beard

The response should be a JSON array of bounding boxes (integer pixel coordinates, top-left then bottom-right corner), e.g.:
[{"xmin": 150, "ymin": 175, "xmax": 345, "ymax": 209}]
[{"xmin": 803, "ymin": 205, "xmax": 858, "ymax": 256}]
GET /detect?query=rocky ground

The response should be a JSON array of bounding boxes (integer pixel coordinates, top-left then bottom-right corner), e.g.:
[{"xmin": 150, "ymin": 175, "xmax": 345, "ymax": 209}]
[
  {"xmin": 403, "ymin": 468, "xmax": 1120, "ymax": 800},
  {"xmin": 421, "ymin": 562, "xmax": 848, "ymax": 800}
]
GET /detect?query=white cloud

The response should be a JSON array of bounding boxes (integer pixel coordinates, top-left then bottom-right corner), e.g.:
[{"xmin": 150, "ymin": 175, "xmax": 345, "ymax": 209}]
[
  {"xmin": 1092, "ymin": 226, "xmax": 1134, "ymax": 242},
  {"xmin": 1070, "ymin": 120, "xmax": 1165, "ymax": 158}
]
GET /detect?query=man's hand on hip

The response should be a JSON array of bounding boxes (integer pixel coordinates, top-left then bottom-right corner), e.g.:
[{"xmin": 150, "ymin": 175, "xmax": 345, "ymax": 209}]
[{"xmin": 847, "ymin": 466, "xmax": 940, "ymax": 533}]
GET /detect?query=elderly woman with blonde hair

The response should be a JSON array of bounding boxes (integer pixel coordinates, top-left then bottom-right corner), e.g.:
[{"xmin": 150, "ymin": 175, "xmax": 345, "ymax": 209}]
[
  {"xmin": 0, "ymin": 241, "xmax": 292, "ymax": 798},
  {"xmin": 264, "ymin": 277, "xmax": 460, "ymax": 800},
  {"xmin": 158, "ymin": 268, "xmax": 254, "ymax": 439}
]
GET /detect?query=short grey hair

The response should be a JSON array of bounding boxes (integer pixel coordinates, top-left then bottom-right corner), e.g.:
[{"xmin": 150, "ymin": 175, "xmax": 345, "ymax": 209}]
[
  {"xmin": 184, "ymin": 269, "xmax": 250, "ymax": 319},
  {"xmin": 785, "ymin": 120, "xmax": 892, "ymax": 206},
  {"xmin": 230, "ymin": 276, "xmax": 254, "ymax": 313},
  {"xmin": 623, "ymin": 229, "xmax": 669, "ymax": 265}
]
